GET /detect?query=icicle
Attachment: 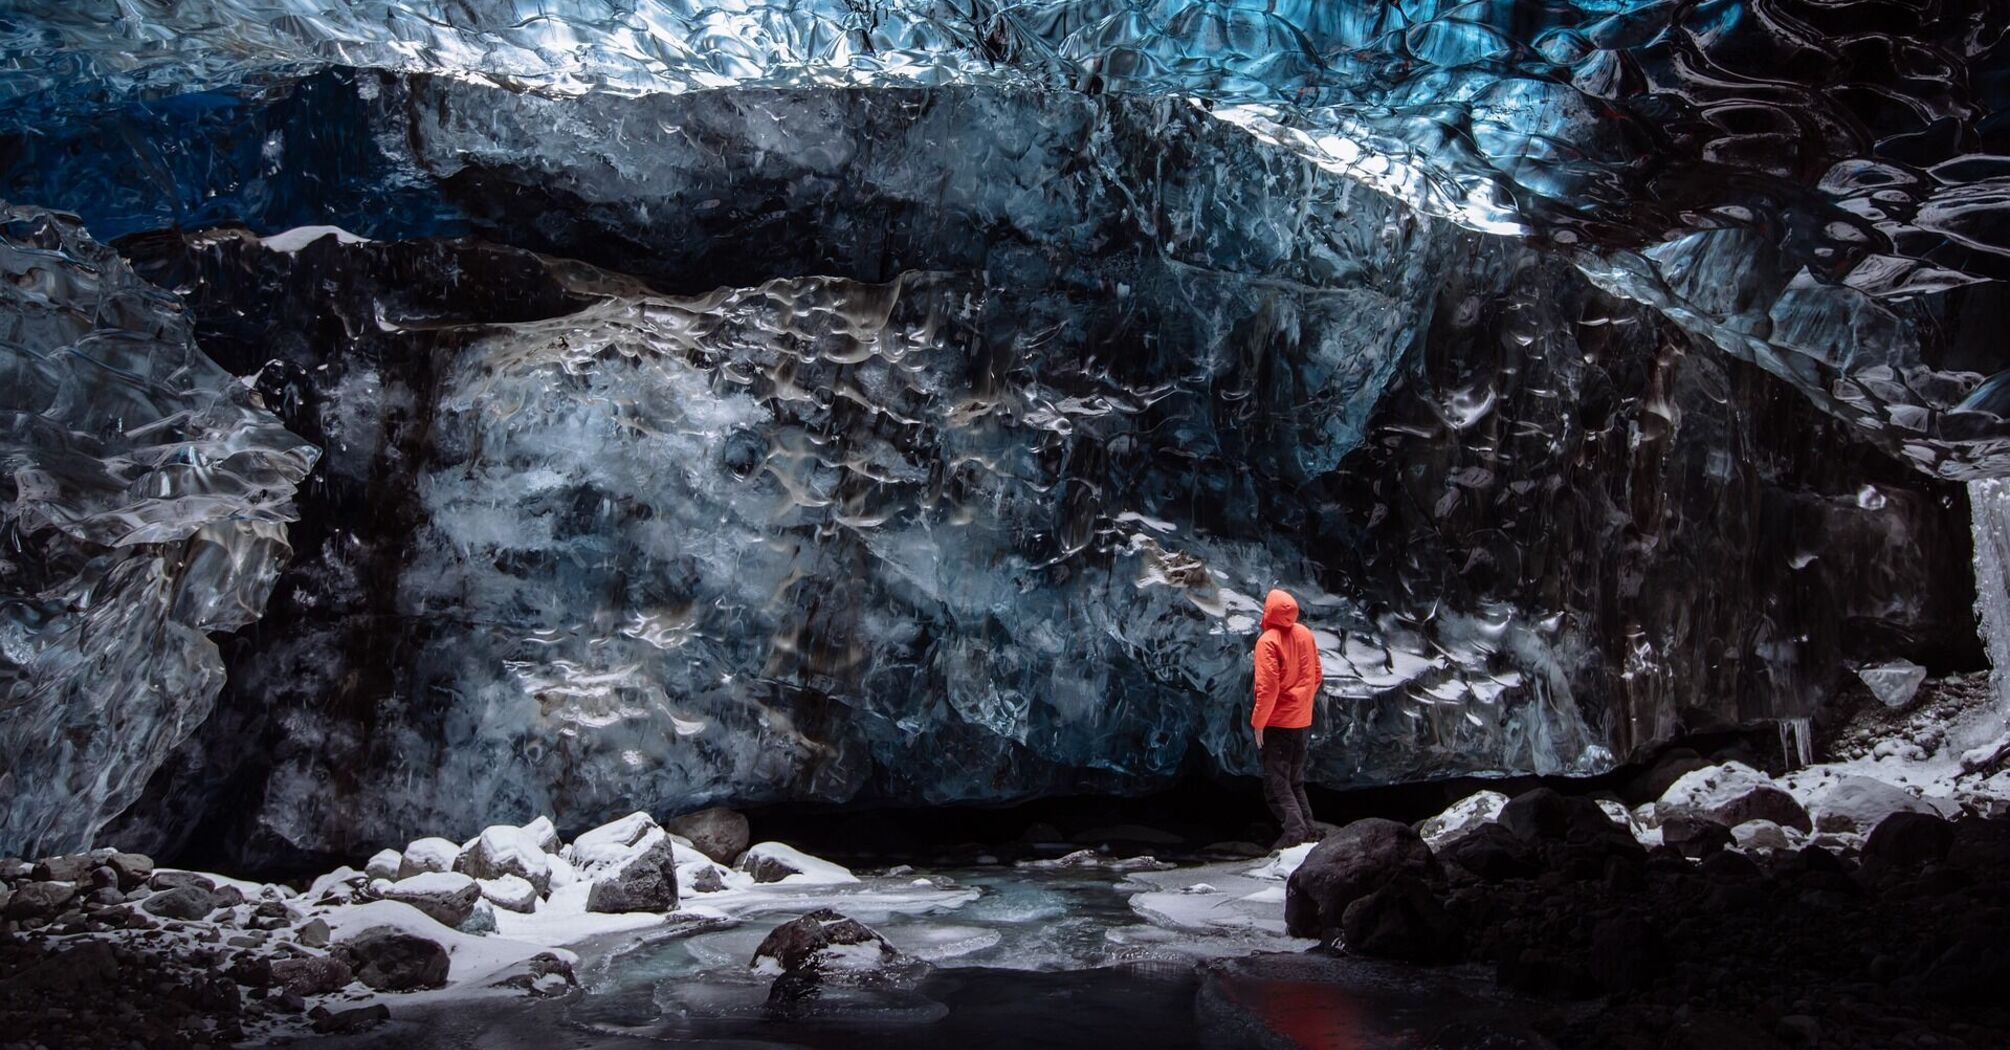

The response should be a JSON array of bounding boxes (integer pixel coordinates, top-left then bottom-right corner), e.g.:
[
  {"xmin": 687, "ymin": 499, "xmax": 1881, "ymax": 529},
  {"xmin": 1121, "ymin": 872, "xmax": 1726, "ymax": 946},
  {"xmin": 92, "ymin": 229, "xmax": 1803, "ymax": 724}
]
[
  {"xmin": 1777, "ymin": 717, "xmax": 1812, "ymax": 769},
  {"xmin": 1969, "ymin": 479, "xmax": 2010, "ymax": 710}
]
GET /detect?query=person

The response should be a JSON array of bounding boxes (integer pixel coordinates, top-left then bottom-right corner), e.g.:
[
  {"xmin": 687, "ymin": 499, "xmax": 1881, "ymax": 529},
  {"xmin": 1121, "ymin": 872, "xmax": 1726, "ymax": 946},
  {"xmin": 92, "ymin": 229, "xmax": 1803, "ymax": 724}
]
[{"xmin": 1252, "ymin": 588, "xmax": 1322, "ymax": 849}]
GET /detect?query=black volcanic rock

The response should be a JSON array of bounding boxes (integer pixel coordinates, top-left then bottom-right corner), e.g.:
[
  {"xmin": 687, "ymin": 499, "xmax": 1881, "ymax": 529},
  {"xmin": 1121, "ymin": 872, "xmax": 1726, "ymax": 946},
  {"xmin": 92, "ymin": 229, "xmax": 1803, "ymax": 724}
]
[{"xmin": 1285, "ymin": 818, "xmax": 1439, "ymax": 939}]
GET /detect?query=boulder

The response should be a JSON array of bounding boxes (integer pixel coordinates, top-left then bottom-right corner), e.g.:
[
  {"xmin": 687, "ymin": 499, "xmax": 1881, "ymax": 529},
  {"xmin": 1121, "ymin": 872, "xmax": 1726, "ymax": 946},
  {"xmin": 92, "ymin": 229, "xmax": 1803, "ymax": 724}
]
[
  {"xmin": 1657, "ymin": 762, "xmax": 1812, "ymax": 833},
  {"xmin": 566, "ymin": 812, "xmax": 663, "ymax": 873},
  {"xmin": 455, "ymin": 825, "xmax": 553, "ymax": 895},
  {"xmin": 586, "ymin": 834, "xmax": 680, "ymax": 913},
  {"xmin": 4, "ymin": 880, "xmax": 78, "ymax": 920},
  {"xmin": 30, "ymin": 853, "xmax": 98, "ymax": 883},
  {"xmin": 752, "ymin": 908, "xmax": 904, "ymax": 977},
  {"xmin": 269, "ymin": 956, "xmax": 353, "ymax": 996},
  {"xmin": 521, "ymin": 816, "xmax": 561, "ymax": 853},
  {"xmin": 479, "ymin": 873, "xmax": 540, "ymax": 913},
  {"xmin": 738, "ymin": 843, "xmax": 859, "ymax": 886},
  {"xmin": 1437, "ymin": 823, "xmax": 1540, "ymax": 882},
  {"xmin": 380, "ymin": 872, "xmax": 481, "ymax": 927},
  {"xmin": 1416, "ymin": 791, "xmax": 1508, "ymax": 850},
  {"xmin": 1863, "ymin": 811, "xmax": 1955, "ymax": 868},
  {"xmin": 1497, "ymin": 788, "xmax": 1633, "ymax": 846},
  {"xmin": 333, "ymin": 927, "xmax": 452, "ymax": 991},
  {"xmin": 1661, "ymin": 816, "xmax": 1735, "ymax": 859},
  {"xmin": 140, "ymin": 885, "xmax": 218, "ymax": 920},
  {"xmin": 105, "ymin": 853, "xmax": 153, "ymax": 891},
  {"xmin": 296, "ymin": 917, "xmax": 331, "ymax": 947},
  {"xmin": 682, "ymin": 864, "xmax": 727, "ymax": 894},
  {"xmin": 1730, "ymin": 819, "xmax": 1795, "ymax": 851},
  {"xmin": 1808, "ymin": 775, "xmax": 1947, "ymax": 833},
  {"xmin": 489, "ymin": 952, "xmax": 578, "ymax": 997},
  {"xmin": 1284, "ymin": 818, "xmax": 1438, "ymax": 939},
  {"xmin": 148, "ymin": 870, "xmax": 216, "ymax": 893},
  {"xmin": 363, "ymin": 849, "xmax": 402, "ymax": 881},
  {"xmin": 1338, "ymin": 876, "xmax": 1463, "ymax": 963},
  {"xmin": 397, "ymin": 837, "xmax": 463, "ymax": 879},
  {"xmin": 666, "ymin": 808, "xmax": 751, "ymax": 865}
]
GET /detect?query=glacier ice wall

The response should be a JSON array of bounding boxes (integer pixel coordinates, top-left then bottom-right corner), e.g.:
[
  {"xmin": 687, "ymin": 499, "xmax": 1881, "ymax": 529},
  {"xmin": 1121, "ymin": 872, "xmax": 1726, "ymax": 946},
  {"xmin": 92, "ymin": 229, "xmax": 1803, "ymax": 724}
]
[
  {"xmin": 0, "ymin": 5, "xmax": 1998, "ymax": 861},
  {"xmin": 67, "ymin": 82, "xmax": 1975, "ymax": 868},
  {"xmin": 7, "ymin": 2, "xmax": 2010, "ymax": 477},
  {"xmin": 0, "ymin": 204, "xmax": 317, "ymax": 857}
]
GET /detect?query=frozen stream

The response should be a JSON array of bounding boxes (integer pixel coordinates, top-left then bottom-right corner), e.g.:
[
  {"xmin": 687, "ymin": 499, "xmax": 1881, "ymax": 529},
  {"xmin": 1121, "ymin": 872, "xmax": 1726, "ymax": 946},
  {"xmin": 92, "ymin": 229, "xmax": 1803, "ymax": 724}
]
[{"xmin": 303, "ymin": 862, "xmax": 1557, "ymax": 1050}]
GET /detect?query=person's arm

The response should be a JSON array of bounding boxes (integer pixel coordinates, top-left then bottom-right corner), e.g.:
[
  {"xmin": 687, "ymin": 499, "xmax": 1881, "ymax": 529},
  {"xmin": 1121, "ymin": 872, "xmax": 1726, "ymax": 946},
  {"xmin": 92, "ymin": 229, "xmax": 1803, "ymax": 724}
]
[
  {"xmin": 1252, "ymin": 632, "xmax": 1283, "ymax": 742},
  {"xmin": 1295, "ymin": 626, "xmax": 1324, "ymax": 708}
]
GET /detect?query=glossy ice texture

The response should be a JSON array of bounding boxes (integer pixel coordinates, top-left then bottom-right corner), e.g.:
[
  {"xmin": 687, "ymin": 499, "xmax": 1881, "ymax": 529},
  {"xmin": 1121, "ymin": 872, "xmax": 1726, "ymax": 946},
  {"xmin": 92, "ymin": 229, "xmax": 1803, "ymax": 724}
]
[
  {"xmin": 0, "ymin": 5, "xmax": 1998, "ymax": 861},
  {"xmin": 0, "ymin": 205, "xmax": 316, "ymax": 855},
  {"xmin": 6, "ymin": 2, "xmax": 2010, "ymax": 476}
]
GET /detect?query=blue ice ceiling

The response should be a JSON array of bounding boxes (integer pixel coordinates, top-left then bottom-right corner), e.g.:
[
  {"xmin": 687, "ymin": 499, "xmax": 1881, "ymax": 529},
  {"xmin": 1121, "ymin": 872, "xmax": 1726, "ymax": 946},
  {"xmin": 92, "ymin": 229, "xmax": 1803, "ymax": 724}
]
[
  {"xmin": 0, "ymin": 2, "xmax": 2003, "ymax": 862},
  {"xmin": 9, "ymin": 0, "xmax": 2010, "ymax": 475}
]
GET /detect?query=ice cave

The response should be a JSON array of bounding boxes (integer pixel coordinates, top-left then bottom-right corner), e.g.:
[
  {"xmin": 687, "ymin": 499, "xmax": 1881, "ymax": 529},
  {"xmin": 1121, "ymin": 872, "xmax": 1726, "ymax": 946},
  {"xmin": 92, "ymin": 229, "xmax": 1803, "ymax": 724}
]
[{"xmin": 2, "ymin": 2, "xmax": 2009, "ymax": 1048}]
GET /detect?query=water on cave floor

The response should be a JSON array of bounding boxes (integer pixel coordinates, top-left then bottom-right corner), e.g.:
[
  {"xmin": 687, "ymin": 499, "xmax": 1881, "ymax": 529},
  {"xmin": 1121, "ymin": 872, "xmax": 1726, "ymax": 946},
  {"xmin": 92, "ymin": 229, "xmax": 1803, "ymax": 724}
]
[{"xmin": 304, "ymin": 867, "xmax": 1548, "ymax": 1050}]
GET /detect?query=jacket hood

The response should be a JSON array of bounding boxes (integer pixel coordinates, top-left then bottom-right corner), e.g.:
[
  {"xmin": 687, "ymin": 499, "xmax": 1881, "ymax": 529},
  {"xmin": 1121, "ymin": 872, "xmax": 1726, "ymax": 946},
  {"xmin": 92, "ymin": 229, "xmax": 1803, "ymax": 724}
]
[{"xmin": 1261, "ymin": 589, "xmax": 1299, "ymax": 631}]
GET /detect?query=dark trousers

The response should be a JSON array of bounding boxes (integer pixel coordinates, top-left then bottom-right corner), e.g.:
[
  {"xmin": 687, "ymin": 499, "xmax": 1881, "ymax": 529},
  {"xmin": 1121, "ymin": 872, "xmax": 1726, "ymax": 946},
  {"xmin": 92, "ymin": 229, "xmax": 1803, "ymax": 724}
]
[{"xmin": 1261, "ymin": 726, "xmax": 1315, "ymax": 843}]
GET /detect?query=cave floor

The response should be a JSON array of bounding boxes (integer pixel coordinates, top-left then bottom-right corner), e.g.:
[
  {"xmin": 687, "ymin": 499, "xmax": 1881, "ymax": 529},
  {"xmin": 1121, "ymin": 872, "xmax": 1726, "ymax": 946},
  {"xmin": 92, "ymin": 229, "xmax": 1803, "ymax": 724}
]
[{"xmin": 293, "ymin": 865, "xmax": 1552, "ymax": 1049}]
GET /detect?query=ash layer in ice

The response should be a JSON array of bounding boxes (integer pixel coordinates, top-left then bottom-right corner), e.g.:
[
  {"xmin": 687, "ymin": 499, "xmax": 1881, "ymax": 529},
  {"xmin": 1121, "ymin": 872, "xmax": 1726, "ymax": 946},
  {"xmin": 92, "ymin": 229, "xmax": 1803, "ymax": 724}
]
[{"xmin": 0, "ymin": 205, "xmax": 316, "ymax": 858}]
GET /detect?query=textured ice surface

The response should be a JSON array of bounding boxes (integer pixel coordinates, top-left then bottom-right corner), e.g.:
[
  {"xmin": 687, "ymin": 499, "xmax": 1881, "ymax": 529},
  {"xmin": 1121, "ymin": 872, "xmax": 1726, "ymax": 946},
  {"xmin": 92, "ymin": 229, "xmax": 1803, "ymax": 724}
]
[
  {"xmin": 0, "ymin": 7, "xmax": 1999, "ymax": 862},
  {"xmin": 99, "ymin": 169, "xmax": 1979, "ymax": 867},
  {"xmin": 1973, "ymin": 479, "xmax": 2010, "ymax": 707},
  {"xmin": 7, "ymin": 3, "xmax": 2010, "ymax": 476},
  {"xmin": 0, "ymin": 204, "xmax": 316, "ymax": 857}
]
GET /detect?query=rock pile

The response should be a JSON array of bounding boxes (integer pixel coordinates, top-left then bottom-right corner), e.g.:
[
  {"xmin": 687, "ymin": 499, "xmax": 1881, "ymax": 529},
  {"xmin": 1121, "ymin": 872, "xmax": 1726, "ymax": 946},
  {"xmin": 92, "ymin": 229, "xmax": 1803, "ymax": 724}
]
[
  {"xmin": 0, "ymin": 806, "xmax": 756, "ymax": 1047},
  {"xmin": 0, "ymin": 850, "xmax": 406, "ymax": 1047},
  {"xmin": 1287, "ymin": 783, "xmax": 2010, "ymax": 1050}
]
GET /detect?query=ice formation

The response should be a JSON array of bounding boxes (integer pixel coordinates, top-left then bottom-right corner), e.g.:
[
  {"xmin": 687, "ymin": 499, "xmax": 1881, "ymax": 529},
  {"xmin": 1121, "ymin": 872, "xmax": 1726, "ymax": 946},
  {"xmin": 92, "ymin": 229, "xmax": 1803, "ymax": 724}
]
[
  {"xmin": 0, "ymin": 205, "xmax": 317, "ymax": 857},
  {"xmin": 0, "ymin": 4, "xmax": 2003, "ymax": 861}
]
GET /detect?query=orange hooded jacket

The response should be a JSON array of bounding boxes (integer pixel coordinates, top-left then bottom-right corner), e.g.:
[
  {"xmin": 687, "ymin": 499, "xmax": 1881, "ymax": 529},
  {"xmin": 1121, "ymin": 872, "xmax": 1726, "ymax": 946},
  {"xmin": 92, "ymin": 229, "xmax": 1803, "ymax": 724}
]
[{"xmin": 1252, "ymin": 589, "xmax": 1321, "ymax": 730}]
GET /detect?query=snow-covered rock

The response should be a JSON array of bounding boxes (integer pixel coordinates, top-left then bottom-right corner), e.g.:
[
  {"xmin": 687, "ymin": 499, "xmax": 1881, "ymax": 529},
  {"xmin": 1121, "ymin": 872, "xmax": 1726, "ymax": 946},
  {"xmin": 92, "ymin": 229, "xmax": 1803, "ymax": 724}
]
[
  {"xmin": 397, "ymin": 837, "xmax": 462, "ymax": 879},
  {"xmin": 456, "ymin": 824, "xmax": 553, "ymax": 895},
  {"xmin": 379, "ymin": 871, "xmax": 481, "ymax": 927},
  {"xmin": 1656, "ymin": 762, "xmax": 1812, "ymax": 832},
  {"xmin": 565, "ymin": 812, "xmax": 662, "ymax": 873},
  {"xmin": 1801, "ymin": 774, "xmax": 1951, "ymax": 833},
  {"xmin": 319, "ymin": 898, "xmax": 577, "ymax": 990},
  {"xmin": 585, "ymin": 834, "xmax": 680, "ymax": 913},
  {"xmin": 304, "ymin": 866, "xmax": 365, "ymax": 902},
  {"xmin": 363, "ymin": 849, "xmax": 402, "ymax": 882},
  {"xmin": 521, "ymin": 816, "xmax": 561, "ymax": 854},
  {"xmin": 1417, "ymin": 791, "xmax": 1508, "ymax": 850},
  {"xmin": 751, "ymin": 908, "xmax": 904, "ymax": 978},
  {"xmin": 478, "ymin": 874, "xmax": 539, "ymax": 914},
  {"xmin": 1729, "ymin": 819, "xmax": 1797, "ymax": 851},
  {"xmin": 738, "ymin": 843, "xmax": 859, "ymax": 886}
]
